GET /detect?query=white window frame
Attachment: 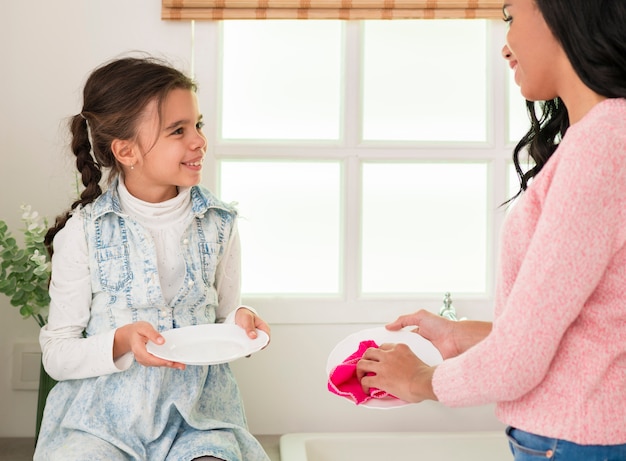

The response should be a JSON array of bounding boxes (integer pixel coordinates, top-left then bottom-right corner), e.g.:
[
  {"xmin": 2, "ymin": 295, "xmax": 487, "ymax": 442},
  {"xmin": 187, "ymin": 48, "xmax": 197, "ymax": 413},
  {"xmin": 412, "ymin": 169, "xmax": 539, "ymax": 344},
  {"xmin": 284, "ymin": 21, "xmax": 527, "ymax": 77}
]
[{"xmin": 192, "ymin": 20, "xmax": 518, "ymax": 324}]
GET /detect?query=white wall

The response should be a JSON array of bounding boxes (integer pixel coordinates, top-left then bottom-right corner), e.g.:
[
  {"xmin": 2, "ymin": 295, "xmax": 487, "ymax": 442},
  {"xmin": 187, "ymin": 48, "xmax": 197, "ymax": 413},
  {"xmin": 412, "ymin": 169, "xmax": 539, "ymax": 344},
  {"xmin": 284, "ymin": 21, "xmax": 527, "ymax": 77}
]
[
  {"xmin": 0, "ymin": 0, "xmax": 504, "ymax": 438},
  {"xmin": 0, "ymin": 0, "xmax": 192, "ymax": 437}
]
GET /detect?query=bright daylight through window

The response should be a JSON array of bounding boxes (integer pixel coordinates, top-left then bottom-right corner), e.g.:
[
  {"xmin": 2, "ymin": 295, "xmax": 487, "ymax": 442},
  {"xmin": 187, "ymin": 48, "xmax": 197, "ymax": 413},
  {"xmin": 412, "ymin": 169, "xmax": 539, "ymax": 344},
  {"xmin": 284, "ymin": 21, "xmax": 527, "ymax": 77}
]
[{"xmin": 196, "ymin": 19, "xmax": 528, "ymax": 322}]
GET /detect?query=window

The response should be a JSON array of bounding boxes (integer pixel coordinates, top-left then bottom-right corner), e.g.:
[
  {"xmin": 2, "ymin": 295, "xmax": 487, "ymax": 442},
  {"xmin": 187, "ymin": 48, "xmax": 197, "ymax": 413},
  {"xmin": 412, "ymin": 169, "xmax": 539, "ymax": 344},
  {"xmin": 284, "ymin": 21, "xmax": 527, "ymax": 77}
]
[
  {"xmin": 361, "ymin": 162, "xmax": 489, "ymax": 295},
  {"xmin": 362, "ymin": 21, "xmax": 488, "ymax": 142},
  {"xmin": 220, "ymin": 21, "xmax": 342, "ymax": 140},
  {"xmin": 220, "ymin": 160, "xmax": 342, "ymax": 295},
  {"xmin": 192, "ymin": 19, "xmax": 528, "ymax": 323}
]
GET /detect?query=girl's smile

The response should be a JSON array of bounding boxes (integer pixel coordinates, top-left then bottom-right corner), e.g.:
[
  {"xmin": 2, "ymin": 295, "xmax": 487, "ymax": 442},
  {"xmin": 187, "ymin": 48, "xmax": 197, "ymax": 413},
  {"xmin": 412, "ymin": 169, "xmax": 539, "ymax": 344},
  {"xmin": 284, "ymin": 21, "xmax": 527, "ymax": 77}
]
[{"xmin": 123, "ymin": 88, "xmax": 207, "ymax": 203}]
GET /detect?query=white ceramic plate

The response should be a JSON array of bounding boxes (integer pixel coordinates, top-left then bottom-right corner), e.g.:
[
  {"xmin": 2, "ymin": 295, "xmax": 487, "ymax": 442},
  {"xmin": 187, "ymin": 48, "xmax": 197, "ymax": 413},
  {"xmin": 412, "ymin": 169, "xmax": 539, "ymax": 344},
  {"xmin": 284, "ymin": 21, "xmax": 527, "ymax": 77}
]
[
  {"xmin": 327, "ymin": 326, "xmax": 443, "ymax": 409},
  {"xmin": 147, "ymin": 324, "xmax": 269, "ymax": 365}
]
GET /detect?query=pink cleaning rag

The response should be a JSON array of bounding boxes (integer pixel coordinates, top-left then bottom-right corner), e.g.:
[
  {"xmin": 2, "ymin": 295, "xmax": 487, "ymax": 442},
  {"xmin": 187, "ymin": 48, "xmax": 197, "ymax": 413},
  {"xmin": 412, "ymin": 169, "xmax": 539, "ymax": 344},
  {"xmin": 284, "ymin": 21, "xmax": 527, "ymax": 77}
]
[{"xmin": 327, "ymin": 340, "xmax": 395, "ymax": 405}]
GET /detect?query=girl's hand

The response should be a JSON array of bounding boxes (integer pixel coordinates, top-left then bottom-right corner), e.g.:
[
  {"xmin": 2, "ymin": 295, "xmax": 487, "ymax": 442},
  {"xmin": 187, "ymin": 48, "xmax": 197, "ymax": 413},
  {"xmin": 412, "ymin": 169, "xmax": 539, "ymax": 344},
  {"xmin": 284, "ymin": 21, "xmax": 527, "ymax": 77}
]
[
  {"xmin": 114, "ymin": 321, "xmax": 186, "ymax": 370},
  {"xmin": 356, "ymin": 343, "xmax": 436, "ymax": 403},
  {"xmin": 235, "ymin": 308, "xmax": 271, "ymax": 344}
]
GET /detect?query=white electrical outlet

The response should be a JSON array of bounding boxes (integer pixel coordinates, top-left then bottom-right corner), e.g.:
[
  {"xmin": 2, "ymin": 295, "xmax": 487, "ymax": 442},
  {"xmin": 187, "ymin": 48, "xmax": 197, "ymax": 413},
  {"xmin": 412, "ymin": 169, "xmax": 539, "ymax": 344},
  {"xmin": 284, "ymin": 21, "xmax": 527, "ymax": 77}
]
[{"xmin": 12, "ymin": 343, "xmax": 42, "ymax": 390}]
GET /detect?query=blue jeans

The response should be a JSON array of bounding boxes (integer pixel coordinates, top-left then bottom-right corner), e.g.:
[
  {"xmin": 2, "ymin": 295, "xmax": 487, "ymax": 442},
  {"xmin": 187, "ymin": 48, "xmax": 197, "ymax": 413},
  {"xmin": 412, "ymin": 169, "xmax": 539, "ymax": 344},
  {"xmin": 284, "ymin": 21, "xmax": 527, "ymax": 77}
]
[{"xmin": 506, "ymin": 427, "xmax": 626, "ymax": 461}]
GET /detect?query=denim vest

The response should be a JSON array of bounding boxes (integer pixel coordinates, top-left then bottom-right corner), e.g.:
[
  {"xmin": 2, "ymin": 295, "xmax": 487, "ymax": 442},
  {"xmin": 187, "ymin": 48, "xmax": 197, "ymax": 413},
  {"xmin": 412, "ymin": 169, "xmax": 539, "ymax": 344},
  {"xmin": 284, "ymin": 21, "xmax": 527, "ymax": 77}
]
[
  {"xmin": 81, "ymin": 180, "xmax": 237, "ymax": 336},
  {"xmin": 36, "ymin": 182, "xmax": 270, "ymax": 461}
]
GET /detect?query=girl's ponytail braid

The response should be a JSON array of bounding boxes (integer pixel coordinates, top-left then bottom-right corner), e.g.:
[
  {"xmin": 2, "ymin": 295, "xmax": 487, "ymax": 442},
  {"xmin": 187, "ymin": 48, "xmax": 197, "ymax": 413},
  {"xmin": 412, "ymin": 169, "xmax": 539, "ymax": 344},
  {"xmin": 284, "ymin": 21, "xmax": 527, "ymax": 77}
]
[{"xmin": 44, "ymin": 114, "xmax": 103, "ymax": 257}]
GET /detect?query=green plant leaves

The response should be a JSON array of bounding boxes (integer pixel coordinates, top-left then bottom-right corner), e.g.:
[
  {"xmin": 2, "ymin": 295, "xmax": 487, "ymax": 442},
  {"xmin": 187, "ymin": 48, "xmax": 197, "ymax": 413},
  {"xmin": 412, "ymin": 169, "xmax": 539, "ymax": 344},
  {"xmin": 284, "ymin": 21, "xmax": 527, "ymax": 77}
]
[{"xmin": 0, "ymin": 208, "xmax": 51, "ymax": 327}]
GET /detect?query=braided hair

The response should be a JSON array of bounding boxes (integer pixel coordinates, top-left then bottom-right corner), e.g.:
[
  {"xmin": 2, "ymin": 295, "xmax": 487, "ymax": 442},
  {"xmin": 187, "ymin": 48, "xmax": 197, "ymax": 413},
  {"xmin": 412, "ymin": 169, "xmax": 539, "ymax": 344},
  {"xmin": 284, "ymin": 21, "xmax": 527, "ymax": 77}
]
[{"xmin": 44, "ymin": 56, "xmax": 196, "ymax": 256}]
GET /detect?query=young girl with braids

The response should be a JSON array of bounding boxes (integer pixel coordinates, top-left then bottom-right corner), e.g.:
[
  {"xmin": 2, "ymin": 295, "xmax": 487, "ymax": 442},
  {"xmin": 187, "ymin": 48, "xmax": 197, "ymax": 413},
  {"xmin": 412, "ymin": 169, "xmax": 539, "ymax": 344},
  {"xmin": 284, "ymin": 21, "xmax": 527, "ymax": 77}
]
[
  {"xmin": 358, "ymin": 0, "xmax": 626, "ymax": 459},
  {"xmin": 34, "ymin": 56, "xmax": 271, "ymax": 461}
]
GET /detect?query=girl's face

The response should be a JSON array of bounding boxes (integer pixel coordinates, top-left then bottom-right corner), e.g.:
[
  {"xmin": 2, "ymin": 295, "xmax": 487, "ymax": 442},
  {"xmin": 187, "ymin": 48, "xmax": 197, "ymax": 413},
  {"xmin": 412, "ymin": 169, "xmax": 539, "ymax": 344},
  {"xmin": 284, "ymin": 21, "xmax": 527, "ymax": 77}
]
[
  {"xmin": 125, "ymin": 88, "xmax": 206, "ymax": 203},
  {"xmin": 501, "ymin": 0, "xmax": 567, "ymax": 101}
]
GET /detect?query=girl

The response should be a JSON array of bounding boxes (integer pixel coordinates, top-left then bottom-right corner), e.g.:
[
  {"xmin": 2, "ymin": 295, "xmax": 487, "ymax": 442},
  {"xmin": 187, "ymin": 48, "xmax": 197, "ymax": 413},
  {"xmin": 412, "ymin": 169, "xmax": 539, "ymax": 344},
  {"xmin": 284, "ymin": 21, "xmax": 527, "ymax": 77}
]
[
  {"xmin": 357, "ymin": 0, "xmax": 626, "ymax": 459},
  {"xmin": 34, "ymin": 56, "xmax": 271, "ymax": 461}
]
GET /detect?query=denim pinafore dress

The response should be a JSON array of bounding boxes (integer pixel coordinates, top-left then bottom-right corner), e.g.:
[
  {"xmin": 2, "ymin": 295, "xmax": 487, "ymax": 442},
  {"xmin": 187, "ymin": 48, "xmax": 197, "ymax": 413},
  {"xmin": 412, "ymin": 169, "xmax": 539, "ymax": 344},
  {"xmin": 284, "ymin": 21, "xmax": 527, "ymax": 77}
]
[{"xmin": 34, "ymin": 184, "xmax": 269, "ymax": 461}]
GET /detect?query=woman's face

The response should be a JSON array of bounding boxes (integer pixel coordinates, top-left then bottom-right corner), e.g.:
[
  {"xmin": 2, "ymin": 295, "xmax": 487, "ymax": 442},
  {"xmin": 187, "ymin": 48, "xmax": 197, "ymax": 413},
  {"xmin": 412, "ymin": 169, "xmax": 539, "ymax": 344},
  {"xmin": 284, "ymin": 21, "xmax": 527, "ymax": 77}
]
[
  {"xmin": 124, "ymin": 88, "xmax": 207, "ymax": 203},
  {"xmin": 501, "ymin": 0, "xmax": 566, "ymax": 101}
]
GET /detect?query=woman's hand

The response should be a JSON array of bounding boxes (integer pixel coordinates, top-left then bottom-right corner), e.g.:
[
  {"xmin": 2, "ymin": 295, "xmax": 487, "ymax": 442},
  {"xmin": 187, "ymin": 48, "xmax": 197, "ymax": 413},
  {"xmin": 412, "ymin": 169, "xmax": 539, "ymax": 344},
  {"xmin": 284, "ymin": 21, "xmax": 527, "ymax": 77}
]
[
  {"xmin": 114, "ymin": 321, "xmax": 186, "ymax": 370},
  {"xmin": 356, "ymin": 343, "xmax": 437, "ymax": 403},
  {"xmin": 235, "ymin": 307, "xmax": 271, "ymax": 344},
  {"xmin": 386, "ymin": 309, "xmax": 492, "ymax": 359},
  {"xmin": 385, "ymin": 309, "xmax": 459, "ymax": 359}
]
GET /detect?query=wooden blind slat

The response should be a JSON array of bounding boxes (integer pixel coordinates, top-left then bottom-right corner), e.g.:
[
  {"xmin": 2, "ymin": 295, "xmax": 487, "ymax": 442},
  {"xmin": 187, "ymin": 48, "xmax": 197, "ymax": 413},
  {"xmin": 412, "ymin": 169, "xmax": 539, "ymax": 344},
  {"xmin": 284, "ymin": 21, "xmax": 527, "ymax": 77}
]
[
  {"xmin": 162, "ymin": 0, "xmax": 503, "ymax": 19},
  {"xmin": 163, "ymin": 7, "xmax": 502, "ymax": 19},
  {"xmin": 164, "ymin": 0, "xmax": 501, "ymax": 7}
]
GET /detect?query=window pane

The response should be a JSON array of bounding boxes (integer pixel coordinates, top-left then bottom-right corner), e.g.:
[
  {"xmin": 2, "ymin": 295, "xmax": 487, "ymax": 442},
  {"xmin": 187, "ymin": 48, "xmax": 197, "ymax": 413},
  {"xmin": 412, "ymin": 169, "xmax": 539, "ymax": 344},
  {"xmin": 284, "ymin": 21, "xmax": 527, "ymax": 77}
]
[
  {"xmin": 221, "ymin": 21, "xmax": 342, "ymax": 140},
  {"xmin": 362, "ymin": 21, "xmax": 488, "ymax": 142},
  {"xmin": 361, "ymin": 163, "xmax": 488, "ymax": 294},
  {"xmin": 507, "ymin": 69, "xmax": 528, "ymax": 143},
  {"xmin": 218, "ymin": 161, "xmax": 341, "ymax": 294}
]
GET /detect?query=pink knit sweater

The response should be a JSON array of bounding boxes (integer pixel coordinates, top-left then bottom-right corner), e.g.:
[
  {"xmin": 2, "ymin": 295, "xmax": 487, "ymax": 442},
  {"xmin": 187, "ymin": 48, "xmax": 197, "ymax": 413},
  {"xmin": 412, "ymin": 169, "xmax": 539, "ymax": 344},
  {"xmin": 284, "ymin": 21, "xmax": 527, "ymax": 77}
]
[{"xmin": 432, "ymin": 98, "xmax": 626, "ymax": 445}]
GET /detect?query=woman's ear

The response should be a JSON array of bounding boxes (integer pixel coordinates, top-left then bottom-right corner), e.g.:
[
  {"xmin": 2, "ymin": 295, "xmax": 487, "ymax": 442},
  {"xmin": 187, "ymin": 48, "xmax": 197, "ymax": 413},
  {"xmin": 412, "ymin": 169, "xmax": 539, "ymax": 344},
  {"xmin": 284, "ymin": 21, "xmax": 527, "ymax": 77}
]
[{"xmin": 111, "ymin": 139, "xmax": 137, "ymax": 169}]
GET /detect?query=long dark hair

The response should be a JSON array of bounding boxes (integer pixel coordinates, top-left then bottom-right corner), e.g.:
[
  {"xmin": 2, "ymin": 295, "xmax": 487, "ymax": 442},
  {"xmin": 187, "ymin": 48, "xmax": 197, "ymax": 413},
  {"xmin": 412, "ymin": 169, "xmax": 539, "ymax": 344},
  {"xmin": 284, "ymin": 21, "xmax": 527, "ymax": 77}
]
[
  {"xmin": 44, "ymin": 56, "xmax": 197, "ymax": 256},
  {"xmin": 510, "ymin": 0, "xmax": 626, "ymax": 200}
]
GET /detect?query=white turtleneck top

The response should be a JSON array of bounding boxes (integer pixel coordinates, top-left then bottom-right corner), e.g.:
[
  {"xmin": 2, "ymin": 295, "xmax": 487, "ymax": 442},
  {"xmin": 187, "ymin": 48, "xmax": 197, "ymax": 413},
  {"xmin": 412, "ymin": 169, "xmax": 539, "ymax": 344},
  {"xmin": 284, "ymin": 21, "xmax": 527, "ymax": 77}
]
[{"xmin": 118, "ymin": 179, "xmax": 194, "ymax": 304}]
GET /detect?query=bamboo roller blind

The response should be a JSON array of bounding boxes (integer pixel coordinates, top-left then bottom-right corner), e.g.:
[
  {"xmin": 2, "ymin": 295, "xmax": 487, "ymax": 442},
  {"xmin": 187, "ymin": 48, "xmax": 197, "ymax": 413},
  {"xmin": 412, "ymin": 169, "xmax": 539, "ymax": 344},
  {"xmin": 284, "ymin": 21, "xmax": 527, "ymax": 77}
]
[{"xmin": 162, "ymin": 0, "xmax": 504, "ymax": 20}]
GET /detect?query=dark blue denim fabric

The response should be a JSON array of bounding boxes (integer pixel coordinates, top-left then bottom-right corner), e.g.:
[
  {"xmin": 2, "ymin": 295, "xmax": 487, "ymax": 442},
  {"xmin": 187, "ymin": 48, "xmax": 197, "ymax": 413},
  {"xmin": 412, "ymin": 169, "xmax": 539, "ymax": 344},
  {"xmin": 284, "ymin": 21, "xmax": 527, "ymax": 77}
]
[{"xmin": 507, "ymin": 426, "xmax": 626, "ymax": 461}]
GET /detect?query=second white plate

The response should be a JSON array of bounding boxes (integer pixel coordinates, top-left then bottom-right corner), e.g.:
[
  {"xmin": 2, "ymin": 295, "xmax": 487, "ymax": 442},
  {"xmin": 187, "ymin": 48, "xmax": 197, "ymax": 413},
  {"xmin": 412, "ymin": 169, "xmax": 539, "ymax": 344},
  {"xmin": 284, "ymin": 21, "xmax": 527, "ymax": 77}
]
[
  {"xmin": 147, "ymin": 323, "xmax": 269, "ymax": 365},
  {"xmin": 327, "ymin": 326, "xmax": 443, "ymax": 409}
]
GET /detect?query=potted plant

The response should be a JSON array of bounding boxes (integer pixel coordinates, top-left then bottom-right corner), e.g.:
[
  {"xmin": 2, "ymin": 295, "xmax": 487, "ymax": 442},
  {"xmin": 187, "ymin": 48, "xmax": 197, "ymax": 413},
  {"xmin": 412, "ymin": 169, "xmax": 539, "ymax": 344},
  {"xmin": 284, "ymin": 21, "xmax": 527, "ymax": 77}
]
[{"xmin": 0, "ymin": 205, "xmax": 56, "ymax": 441}]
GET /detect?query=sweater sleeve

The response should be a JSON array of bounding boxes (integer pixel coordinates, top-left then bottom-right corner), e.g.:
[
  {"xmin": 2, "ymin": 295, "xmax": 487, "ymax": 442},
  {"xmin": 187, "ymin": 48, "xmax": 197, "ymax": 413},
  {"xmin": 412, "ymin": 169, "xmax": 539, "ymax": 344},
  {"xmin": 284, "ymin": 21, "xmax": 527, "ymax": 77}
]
[
  {"xmin": 40, "ymin": 213, "xmax": 132, "ymax": 381},
  {"xmin": 433, "ymin": 116, "xmax": 626, "ymax": 406},
  {"xmin": 214, "ymin": 219, "xmax": 259, "ymax": 324}
]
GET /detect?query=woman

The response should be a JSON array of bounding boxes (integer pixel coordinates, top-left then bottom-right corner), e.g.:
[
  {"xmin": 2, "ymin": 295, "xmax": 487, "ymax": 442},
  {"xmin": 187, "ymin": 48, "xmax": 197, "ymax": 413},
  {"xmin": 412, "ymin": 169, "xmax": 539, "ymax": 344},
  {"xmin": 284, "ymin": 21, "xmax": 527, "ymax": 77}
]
[{"xmin": 357, "ymin": 0, "xmax": 626, "ymax": 459}]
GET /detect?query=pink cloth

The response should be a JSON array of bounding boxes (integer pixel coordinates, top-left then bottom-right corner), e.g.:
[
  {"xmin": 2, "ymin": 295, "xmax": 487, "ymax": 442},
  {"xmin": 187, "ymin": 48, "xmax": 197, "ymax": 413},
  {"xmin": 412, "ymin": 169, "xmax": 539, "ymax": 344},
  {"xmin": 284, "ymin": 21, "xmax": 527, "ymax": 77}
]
[{"xmin": 327, "ymin": 340, "xmax": 394, "ymax": 405}]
